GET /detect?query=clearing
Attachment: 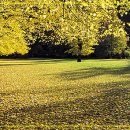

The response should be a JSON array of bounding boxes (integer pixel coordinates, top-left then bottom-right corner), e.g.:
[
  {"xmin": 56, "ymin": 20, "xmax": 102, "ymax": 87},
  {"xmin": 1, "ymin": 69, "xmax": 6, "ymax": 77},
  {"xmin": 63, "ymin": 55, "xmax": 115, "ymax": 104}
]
[{"xmin": 0, "ymin": 59, "xmax": 130, "ymax": 129}]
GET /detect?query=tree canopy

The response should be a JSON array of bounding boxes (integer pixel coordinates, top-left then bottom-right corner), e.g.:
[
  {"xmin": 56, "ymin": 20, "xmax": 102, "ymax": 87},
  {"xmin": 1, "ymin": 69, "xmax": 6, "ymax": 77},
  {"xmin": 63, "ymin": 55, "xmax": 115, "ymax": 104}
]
[{"xmin": 0, "ymin": 0, "xmax": 130, "ymax": 57}]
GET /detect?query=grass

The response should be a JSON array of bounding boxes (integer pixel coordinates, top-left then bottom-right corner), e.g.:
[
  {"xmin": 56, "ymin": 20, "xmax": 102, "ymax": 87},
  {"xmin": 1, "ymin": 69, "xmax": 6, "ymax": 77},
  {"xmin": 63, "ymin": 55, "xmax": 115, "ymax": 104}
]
[{"xmin": 0, "ymin": 59, "xmax": 130, "ymax": 130}]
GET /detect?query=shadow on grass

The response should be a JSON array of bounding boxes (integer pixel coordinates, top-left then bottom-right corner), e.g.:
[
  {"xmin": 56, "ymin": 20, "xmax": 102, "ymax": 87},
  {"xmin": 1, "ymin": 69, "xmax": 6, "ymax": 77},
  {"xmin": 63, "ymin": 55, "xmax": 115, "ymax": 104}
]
[
  {"xmin": 60, "ymin": 66, "xmax": 130, "ymax": 80},
  {"xmin": 1, "ymin": 81, "xmax": 130, "ymax": 126},
  {"xmin": 0, "ymin": 59, "xmax": 74, "ymax": 66}
]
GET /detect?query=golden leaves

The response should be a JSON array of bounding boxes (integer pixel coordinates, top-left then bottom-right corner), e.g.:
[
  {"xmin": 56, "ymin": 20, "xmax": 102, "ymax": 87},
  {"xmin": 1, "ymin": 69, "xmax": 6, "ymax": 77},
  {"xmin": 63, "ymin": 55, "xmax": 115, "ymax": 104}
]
[{"xmin": 0, "ymin": 59, "xmax": 130, "ymax": 128}]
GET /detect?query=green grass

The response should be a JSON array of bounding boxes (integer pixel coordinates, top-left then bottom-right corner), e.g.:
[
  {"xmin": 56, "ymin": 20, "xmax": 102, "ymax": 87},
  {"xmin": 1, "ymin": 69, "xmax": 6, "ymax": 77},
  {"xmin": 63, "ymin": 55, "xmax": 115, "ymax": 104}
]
[{"xmin": 0, "ymin": 59, "xmax": 130, "ymax": 130}]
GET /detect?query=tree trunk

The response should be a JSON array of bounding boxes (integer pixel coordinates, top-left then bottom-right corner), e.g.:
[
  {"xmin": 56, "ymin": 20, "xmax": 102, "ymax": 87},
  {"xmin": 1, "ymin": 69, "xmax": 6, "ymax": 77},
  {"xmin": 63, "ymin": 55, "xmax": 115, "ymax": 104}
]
[
  {"xmin": 77, "ymin": 54, "xmax": 81, "ymax": 62},
  {"xmin": 77, "ymin": 38, "xmax": 82, "ymax": 62}
]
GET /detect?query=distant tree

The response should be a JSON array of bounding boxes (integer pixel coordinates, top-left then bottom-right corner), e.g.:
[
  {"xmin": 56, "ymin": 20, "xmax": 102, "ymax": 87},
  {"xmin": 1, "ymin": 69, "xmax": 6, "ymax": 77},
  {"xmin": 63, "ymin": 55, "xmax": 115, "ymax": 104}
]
[
  {"xmin": 96, "ymin": 1, "xmax": 128, "ymax": 59},
  {"xmin": 95, "ymin": 34, "xmax": 127, "ymax": 58}
]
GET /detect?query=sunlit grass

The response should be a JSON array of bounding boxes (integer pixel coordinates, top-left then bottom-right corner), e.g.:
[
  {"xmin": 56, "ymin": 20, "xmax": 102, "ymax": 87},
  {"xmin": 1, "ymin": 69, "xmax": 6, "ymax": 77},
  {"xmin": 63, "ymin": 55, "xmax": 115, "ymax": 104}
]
[{"xmin": 0, "ymin": 59, "xmax": 130, "ymax": 129}]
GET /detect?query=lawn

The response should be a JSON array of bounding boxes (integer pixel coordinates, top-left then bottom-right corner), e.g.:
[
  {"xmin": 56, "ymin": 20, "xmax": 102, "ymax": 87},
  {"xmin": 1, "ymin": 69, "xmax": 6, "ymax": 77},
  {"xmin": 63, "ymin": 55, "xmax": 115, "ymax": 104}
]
[{"xmin": 0, "ymin": 59, "xmax": 130, "ymax": 129}]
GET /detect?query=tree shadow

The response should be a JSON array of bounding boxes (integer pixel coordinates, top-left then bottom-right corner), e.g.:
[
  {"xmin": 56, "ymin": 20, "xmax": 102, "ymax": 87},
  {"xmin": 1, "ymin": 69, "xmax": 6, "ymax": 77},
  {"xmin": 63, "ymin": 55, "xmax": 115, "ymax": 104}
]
[
  {"xmin": 0, "ymin": 59, "xmax": 74, "ymax": 66},
  {"xmin": 1, "ymin": 81, "xmax": 130, "ymax": 126},
  {"xmin": 0, "ymin": 64, "xmax": 34, "ymax": 66},
  {"xmin": 60, "ymin": 66, "xmax": 130, "ymax": 80}
]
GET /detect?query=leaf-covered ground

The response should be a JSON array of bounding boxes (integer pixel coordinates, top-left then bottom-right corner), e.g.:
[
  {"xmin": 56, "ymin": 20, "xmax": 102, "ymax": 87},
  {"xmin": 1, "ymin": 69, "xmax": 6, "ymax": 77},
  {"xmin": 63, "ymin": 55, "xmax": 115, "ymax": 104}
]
[{"xmin": 0, "ymin": 59, "xmax": 130, "ymax": 129}]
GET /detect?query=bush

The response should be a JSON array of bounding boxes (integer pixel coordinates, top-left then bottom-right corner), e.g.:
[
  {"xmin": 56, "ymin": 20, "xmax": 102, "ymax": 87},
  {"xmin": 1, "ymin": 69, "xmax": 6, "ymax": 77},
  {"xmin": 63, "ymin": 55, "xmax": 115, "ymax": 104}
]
[{"xmin": 123, "ymin": 49, "xmax": 130, "ymax": 58}]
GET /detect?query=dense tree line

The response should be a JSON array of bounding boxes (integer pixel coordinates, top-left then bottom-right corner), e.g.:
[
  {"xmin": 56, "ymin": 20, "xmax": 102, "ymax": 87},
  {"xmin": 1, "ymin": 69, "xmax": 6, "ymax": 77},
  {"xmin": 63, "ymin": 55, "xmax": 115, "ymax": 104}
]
[{"xmin": 0, "ymin": 0, "xmax": 130, "ymax": 60}]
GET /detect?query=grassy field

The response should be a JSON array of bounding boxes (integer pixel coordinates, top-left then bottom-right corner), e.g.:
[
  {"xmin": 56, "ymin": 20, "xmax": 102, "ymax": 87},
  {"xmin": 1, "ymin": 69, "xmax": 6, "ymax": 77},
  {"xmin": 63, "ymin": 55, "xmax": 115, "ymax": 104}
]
[{"xmin": 0, "ymin": 59, "xmax": 130, "ymax": 129}]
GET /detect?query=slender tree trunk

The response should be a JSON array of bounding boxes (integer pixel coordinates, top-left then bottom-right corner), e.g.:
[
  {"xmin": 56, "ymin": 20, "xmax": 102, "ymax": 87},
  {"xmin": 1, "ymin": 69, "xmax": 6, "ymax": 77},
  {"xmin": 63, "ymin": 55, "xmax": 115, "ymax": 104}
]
[
  {"xmin": 77, "ymin": 54, "xmax": 81, "ymax": 62},
  {"xmin": 77, "ymin": 38, "xmax": 82, "ymax": 62}
]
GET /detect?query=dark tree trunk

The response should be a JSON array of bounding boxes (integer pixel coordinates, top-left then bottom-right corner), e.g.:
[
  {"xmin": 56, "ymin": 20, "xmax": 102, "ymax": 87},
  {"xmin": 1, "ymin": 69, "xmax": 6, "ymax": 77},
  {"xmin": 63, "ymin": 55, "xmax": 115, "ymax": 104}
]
[
  {"xmin": 77, "ymin": 38, "xmax": 82, "ymax": 62},
  {"xmin": 77, "ymin": 54, "xmax": 81, "ymax": 62}
]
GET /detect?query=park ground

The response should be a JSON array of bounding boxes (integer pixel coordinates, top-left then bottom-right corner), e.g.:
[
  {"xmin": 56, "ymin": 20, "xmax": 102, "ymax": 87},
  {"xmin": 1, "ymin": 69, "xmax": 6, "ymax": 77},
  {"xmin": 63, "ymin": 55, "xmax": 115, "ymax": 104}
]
[{"xmin": 0, "ymin": 59, "xmax": 130, "ymax": 129}]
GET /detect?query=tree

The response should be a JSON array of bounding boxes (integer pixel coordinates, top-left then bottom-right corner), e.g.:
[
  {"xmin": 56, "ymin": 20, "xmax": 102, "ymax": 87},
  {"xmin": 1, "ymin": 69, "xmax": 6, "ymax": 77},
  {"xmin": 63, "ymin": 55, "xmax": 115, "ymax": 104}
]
[
  {"xmin": 95, "ymin": 34, "xmax": 127, "ymax": 58},
  {"xmin": 0, "ymin": 6, "xmax": 28, "ymax": 55},
  {"xmin": 0, "ymin": 0, "xmax": 100, "ymax": 60}
]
